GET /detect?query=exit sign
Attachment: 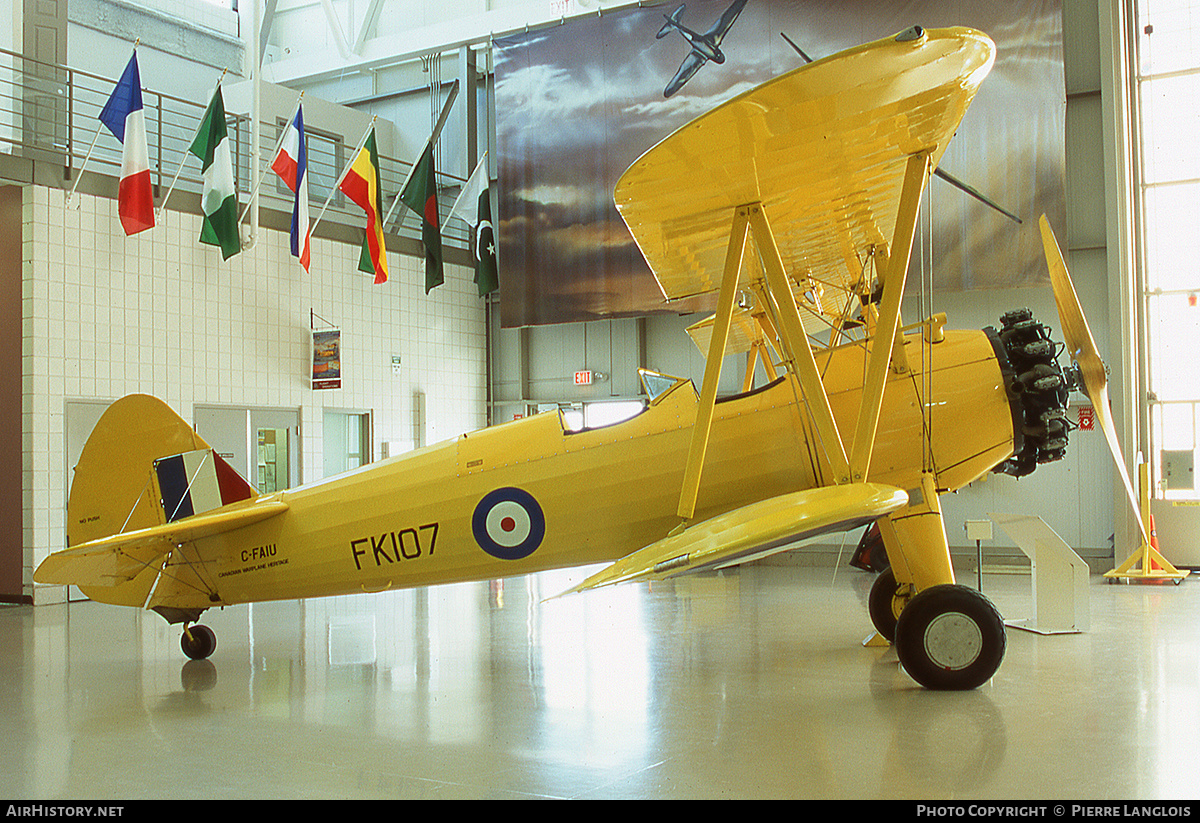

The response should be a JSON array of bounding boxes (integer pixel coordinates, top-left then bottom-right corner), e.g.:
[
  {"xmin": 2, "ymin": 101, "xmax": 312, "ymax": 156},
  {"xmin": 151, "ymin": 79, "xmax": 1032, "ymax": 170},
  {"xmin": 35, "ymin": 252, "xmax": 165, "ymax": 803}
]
[{"xmin": 574, "ymin": 370, "xmax": 593, "ymax": 386}]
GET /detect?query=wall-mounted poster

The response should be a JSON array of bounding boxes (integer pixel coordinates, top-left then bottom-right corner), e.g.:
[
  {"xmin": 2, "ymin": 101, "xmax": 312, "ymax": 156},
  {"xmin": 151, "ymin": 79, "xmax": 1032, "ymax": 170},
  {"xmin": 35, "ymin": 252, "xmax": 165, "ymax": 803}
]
[
  {"xmin": 312, "ymin": 329, "xmax": 341, "ymax": 390},
  {"xmin": 494, "ymin": 0, "xmax": 1065, "ymax": 328}
]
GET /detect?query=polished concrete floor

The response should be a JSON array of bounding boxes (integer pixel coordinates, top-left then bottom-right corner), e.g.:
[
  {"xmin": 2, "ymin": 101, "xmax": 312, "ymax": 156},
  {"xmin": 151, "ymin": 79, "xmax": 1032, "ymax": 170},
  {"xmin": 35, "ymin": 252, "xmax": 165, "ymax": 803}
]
[{"xmin": 2, "ymin": 563, "xmax": 1199, "ymax": 800}]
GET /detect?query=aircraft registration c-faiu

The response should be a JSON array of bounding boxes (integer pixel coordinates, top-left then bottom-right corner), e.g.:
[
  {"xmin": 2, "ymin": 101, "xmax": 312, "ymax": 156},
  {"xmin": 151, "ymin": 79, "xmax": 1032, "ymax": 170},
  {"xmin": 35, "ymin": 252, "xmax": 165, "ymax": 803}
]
[{"xmin": 37, "ymin": 26, "xmax": 1131, "ymax": 690}]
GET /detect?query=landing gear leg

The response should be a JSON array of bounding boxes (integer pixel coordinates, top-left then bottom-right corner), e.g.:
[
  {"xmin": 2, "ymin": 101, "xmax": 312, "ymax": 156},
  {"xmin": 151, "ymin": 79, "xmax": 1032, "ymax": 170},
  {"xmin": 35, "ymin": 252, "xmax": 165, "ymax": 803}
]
[
  {"xmin": 181, "ymin": 623, "xmax": 217, "ymax": 660},
  {"xmin": 871, "ymin": 473, "xmax": 1007, "ymax": 688},
  {"xmin": 868, "ymin": 566, "xmax": 912, "ymax": 643}
]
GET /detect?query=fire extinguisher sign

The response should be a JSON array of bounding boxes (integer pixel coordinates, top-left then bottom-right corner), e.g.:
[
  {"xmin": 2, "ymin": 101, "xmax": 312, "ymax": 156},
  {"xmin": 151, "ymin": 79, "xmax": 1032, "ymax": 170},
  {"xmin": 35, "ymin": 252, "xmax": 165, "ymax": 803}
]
[{"xmin": 1078, "ymin": 405, "xmax": 1095, "ymax": 431}]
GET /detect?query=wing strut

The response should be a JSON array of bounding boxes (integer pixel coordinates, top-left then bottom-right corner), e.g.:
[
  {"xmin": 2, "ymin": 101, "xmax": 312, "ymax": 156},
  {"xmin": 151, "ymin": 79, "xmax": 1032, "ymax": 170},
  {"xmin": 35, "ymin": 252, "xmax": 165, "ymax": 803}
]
[
  {"xmin": 677, "ymin": 206, "xmax": 749, "ymax": 520},
  {"xmin": 849, "ymin": 151, "xmax": 931, "ymax": 481},
  {"xmin": 746, "ymin": 203, "xmax": 851, "ymax": 484},
  {"xmin": 676, "ymin": 201, "xmax": 858, "ymax": 521}
]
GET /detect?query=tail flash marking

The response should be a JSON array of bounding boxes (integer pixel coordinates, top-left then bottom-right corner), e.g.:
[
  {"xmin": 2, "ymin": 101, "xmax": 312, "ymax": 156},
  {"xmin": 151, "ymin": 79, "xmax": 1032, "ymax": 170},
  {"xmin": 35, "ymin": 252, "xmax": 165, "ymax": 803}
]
[{"xmin": 155, "ymin": 449, "xmax": 255, "ymax": 523}]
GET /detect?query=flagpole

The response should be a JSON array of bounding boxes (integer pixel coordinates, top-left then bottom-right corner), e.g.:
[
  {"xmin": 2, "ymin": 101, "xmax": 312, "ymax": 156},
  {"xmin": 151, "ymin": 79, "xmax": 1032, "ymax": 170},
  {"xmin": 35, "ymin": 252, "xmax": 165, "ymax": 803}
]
[
  {"xmin": 66, "ymin": 125, "xmax": 104, "ymax": 205},
  {"xmin": 238, "ymin": 92, "xmax": 303, "ymax": 225},
  {"xmin": 382, "ymin": 78, "xmax": 458, "ymax": 230},
  {"xmin": 157, "ymin": 67, "xmax": 228, "ymax": 219},
  {"xmin": 247, "ymin": 0, "xmax": 261, "ymax": 250},
  {"xmin": 69, "ymin": 39, "xmax": 140, "ymax": 206},
  {"xmin": 309, "ymin": 114, "xmax": 376, "ymax": 237}
]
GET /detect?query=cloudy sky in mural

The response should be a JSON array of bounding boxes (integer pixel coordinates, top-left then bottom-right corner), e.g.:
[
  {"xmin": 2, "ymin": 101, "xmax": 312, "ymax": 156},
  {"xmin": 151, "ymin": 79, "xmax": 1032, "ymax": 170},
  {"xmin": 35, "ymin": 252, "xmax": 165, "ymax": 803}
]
[{"xmin": 495, "ymin": 0, "xmax": 1064, "ymax": 327}]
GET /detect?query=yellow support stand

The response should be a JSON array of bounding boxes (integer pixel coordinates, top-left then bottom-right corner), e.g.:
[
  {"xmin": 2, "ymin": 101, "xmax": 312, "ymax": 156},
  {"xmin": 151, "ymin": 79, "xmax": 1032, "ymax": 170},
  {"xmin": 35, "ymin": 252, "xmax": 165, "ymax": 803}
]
[{"xmin": 1104, "ymin": 462, "xmax": 1191, "ymax": 583}]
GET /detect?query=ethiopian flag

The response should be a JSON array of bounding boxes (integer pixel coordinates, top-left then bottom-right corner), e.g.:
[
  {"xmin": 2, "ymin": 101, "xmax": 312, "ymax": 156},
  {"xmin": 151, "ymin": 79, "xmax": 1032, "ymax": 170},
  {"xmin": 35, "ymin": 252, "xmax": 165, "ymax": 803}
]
[
  {"xmin": 189, "ymin": 86, "xmax": 240, "ymax": 260},
  {"xmin": 399, "ymin": 142, "xmax": 443, "ymax": 294},
  {"xmin": 340, "ymin": 129, "xmax": 388, "ymax": 285}
]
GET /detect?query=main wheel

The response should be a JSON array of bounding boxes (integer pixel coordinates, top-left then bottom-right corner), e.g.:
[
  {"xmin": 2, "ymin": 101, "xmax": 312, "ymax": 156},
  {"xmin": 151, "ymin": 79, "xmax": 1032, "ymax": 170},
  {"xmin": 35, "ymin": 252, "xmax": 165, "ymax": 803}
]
[
  {"xmin": 181, "ymin": 624, "xmax": 217, "ymax": 660},
  {"xmin": 894, "ymin": 584, "xmax": 1006, "ymax": 690},
  {"xmin": 868, "ymin": 566, "xmax": 913, "ymax": 642}
]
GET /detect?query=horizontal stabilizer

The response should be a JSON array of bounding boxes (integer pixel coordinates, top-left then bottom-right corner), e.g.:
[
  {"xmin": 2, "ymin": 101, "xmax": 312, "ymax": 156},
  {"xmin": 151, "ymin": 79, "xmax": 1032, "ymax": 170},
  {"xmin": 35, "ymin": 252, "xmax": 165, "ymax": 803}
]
[
  {"xmin": 559, "ymin": 483, "xmax": 908, "ymax": 596},
  {"xmin": 35, "ymin": 499, "xmax": 288, "ymax": 588},
  {"xmin": 657, "ymin": 4, "xmax": 686, "ymax": 38}
]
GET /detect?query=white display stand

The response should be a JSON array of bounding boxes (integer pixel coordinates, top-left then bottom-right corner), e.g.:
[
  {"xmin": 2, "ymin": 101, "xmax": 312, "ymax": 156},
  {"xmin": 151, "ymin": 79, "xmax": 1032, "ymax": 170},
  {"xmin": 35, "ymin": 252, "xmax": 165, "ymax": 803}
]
[{"xmin": 989, "ymin": 512, "xmax": 1090, "ymax": 635}]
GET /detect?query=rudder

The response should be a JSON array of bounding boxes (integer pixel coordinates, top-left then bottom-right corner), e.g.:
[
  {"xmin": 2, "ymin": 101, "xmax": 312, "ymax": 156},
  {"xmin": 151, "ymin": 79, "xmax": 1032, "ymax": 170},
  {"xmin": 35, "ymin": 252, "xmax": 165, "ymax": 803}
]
[
  {"xmin": 64, "ymin": 395, "xmax": 254, "ymax": 607},
  {"xmin": 68, "ymin": 395, "xmax": 211, "ymax": 548}
]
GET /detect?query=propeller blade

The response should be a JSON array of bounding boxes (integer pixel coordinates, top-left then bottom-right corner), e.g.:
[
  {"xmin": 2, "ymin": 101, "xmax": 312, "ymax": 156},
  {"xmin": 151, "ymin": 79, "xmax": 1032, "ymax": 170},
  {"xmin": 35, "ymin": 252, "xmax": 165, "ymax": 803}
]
[{"xmin": 1038, "ymin": 215, "xmax": 1146, "ymax": 541}]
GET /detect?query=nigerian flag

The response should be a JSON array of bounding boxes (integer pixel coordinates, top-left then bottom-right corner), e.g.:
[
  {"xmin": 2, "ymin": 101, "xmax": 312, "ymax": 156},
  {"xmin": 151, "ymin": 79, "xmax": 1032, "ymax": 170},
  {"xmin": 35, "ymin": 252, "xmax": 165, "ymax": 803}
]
[{"xmin": 190, "ymin": 87, "xmax": 241, "ymax": 260}]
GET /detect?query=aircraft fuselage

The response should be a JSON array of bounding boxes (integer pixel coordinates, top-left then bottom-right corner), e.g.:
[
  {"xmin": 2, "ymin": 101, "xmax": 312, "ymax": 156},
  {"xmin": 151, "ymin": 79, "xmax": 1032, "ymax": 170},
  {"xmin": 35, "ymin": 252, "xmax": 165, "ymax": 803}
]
[
  {"xmin": 672, "ymin": 26, "xmax": 725, "ymax": 63},
  {"xmin": 145, "ymin": 328, "xmax": 1017, "ymax": 613}
]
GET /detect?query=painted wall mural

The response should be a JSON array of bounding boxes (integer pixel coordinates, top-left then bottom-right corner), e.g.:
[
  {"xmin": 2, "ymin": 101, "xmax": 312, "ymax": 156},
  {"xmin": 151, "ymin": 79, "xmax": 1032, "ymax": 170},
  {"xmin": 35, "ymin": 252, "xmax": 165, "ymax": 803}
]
[{"xmin": 495, "ymin": 0, "xmax": 1065, "ymax": 327}]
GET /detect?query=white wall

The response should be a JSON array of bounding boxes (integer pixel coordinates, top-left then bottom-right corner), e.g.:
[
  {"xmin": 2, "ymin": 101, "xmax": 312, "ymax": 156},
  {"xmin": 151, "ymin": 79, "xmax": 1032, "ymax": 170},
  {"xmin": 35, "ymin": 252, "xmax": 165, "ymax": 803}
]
[{"xmin": 23, "ymin": 185, "xmax": 487, "ymax": 604}]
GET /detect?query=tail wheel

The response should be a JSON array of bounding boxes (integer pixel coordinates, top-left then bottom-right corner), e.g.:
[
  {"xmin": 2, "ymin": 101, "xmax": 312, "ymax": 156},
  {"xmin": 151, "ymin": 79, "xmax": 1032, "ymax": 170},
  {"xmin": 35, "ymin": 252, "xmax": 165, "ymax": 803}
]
[
  {"xmin": 868, "ymin": 566, "xmax": 912, "ymax": 642},
  {"xmin": 894, "ymin": 585, "xmax": 1006, "ymax": 690},
  {"xmin": 181, "ymin": 624, "xmax": 217, "ymax": 661}
]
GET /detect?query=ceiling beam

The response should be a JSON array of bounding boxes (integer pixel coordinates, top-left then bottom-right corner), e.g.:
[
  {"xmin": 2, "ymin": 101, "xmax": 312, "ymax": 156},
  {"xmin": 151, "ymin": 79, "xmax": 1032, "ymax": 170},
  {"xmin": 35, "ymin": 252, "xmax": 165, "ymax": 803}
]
[{"xmin": 262, "ymin": 0, "xmax": 648, "ymax": 86}]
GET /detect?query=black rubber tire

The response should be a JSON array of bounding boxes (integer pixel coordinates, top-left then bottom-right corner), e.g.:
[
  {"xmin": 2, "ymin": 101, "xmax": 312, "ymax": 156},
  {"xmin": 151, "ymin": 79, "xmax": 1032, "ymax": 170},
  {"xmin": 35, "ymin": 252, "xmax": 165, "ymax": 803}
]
[
  {"xmin": 181, "ymin": 624, "xmax": 217, "ymax": 661},
  {"xmin": 868, "ymin": 566, "xmax": 912, "ymax": 642},
  {"xmin": 894, "ymin": 584, "xmax": 1006, "ymax": 690}
]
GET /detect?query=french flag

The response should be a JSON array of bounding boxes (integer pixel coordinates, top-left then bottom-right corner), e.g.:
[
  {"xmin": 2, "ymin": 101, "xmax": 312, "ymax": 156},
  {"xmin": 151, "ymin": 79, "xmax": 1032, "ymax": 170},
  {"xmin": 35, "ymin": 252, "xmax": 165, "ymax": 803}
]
[
  {"xmin": 98, "ymin": 51, "xmax": 155, "ymax": 236},
  {"xmin": 271, "ymin": 104, "xmax": 311, "ymax": 271}
]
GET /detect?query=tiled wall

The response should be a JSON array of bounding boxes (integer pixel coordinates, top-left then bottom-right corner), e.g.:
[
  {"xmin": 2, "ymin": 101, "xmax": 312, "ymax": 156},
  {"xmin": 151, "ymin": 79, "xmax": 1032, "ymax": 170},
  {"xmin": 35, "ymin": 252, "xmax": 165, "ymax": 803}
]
[{"xmin": 22, "ymin": 185, "xmax": 488, "ymax": 604}]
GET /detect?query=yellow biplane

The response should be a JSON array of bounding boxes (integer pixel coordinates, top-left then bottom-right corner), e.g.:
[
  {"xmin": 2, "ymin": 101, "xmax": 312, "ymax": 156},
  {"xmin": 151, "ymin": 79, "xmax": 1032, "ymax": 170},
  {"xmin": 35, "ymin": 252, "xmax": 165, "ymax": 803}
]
[{"xmin": 36, "ymin": 26, "xmax": 1133, "ymax": 690}]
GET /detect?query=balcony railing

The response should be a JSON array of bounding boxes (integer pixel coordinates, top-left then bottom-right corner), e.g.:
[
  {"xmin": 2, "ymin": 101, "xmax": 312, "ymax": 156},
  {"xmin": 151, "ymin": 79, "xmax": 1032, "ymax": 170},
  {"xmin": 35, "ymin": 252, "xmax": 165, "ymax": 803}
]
[{"xmin": 0, "ymin": 47, "xmax": 473, "ymax": 250}]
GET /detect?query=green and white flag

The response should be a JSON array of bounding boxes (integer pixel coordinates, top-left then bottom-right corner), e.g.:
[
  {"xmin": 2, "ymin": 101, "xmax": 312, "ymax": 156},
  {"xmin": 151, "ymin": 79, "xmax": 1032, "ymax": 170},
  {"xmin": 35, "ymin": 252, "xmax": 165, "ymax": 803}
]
[
  {"xmin": 190, "ymin": 86, "xmax": 241, "ymax": 260},
  {"xmin": 447, "ymin": 154, "xmax": 497, "ymax": 296}
]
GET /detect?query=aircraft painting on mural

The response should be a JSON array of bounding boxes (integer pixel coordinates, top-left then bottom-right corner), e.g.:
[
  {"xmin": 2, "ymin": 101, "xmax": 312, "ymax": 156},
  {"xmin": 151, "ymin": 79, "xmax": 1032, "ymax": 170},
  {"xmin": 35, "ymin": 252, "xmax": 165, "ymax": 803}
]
[
  {"xmin": 657, "ymin": 0, "xmax": 749, "ymax": 98},
  {"xmin": 36, "ymin": 27, "xmax": 1139, "ymax": 690}
]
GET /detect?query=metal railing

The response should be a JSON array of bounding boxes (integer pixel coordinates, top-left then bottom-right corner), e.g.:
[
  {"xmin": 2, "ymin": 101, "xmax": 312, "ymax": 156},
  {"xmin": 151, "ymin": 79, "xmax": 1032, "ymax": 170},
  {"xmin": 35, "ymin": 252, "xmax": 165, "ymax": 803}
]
[{"xmin": 0, "ymin": 47, "xmax": 472, "ymax": 249}]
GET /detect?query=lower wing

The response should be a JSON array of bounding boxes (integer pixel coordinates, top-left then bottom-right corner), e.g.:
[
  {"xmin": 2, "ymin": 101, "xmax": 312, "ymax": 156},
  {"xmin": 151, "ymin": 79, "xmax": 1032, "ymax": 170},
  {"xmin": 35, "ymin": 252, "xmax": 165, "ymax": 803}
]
[{"xmin": 559, "ymin": 483, "xmax": 908, "ymax": 595}]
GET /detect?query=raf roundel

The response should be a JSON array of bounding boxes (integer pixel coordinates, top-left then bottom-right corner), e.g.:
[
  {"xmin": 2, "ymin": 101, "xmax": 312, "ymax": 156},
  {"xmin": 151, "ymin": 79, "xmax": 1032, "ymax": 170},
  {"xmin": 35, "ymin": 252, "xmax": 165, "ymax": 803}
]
[{"xmin": 472, "ymin": 487, "xmax": 546, "ymax": 560}]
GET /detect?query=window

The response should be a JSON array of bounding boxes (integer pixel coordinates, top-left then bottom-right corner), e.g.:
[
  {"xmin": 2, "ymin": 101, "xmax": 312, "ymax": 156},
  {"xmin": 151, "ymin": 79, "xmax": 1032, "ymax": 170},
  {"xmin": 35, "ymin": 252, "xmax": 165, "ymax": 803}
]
[
  {"xmin": 1136, "ymin": 0, "xmax": 1200, "ymax": 498},
  {"xmin": 560, "ymin": 401, "xmax": 646, "ymax": 433},
  {"xmin": 274, "ymin": 116, "xmax": 345, "ymax": 209}
]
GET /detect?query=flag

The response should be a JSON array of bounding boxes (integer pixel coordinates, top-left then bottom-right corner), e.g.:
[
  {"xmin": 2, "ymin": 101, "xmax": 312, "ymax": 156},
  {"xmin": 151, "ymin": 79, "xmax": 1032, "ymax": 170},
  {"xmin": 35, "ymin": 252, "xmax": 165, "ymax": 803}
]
[
  {"xmin": 399, "ymin": 142, "xmax": 443, "ymax": 294},
  {"xmin": 98, "ymin": 50, "xmax": 154, "ymax": 236},
  {"xmin": 189, "ymin": 86, "xmax": 241, "ymax": 260},
  {"xmin": 447, "ymin": 154, "xmax": 496, "ymax": 296},
  {"xmin": 474, "ymin": 187, "xmax": 498, "ymax": 296},
  {"xmin": 446, "ymin": 152, "xmax": 487, "ymax": 226},
  {"xmin": 271, "ymin": 104, "xmax": 311, "ymax": 271},
  {"xmin": 339, "ymin": 128, "xmax": 387, "ymax": 284}
]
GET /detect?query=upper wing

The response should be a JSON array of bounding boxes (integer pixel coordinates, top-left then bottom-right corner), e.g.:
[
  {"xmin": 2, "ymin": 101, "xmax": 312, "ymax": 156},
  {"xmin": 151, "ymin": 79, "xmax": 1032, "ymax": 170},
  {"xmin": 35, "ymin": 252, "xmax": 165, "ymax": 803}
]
[
  {"xmin": 706, "ymin": 0, "xmax": 748, "ymax": 43},
  {"xmin": 665, "ymin": 50, "xmax": 708, "ymax": 98},
  {"xmin": 616, "ymin": 27, "xmax": 995, "ymax": 308},
  {"xmin": 558, "ymin": 483, "xmax": 908, "ymax": 595}
]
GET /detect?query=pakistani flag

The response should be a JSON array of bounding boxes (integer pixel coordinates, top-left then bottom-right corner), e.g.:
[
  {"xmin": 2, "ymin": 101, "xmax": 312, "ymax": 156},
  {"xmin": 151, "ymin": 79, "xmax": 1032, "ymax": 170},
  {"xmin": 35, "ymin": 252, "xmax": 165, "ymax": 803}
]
[
  {"xmin": 190, "ymin": 86, "xmax": 241, "ymax": 260},
  {"xmin": 473, "ymin": 187, "xmax": 498, "ymax": 296},
  {"xmin": 447, "ymin": 154, "xmax": 497, "ymax": 296}
]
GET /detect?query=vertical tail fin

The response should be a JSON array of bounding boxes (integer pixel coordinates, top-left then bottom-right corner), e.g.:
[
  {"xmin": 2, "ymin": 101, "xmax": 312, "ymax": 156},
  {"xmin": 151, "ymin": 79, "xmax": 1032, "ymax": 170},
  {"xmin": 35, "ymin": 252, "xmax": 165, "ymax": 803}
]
[{"xmin": 69, "ymin": 395, "xmax": 256, "ymax": 545}]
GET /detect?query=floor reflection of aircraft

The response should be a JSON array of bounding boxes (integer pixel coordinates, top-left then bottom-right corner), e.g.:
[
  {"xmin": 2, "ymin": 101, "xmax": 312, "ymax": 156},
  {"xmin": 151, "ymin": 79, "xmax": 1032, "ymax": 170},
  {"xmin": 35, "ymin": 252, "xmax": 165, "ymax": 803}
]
[{"xmin": 658, "ymin": 0, "xmax": 748, "ymax": 98}]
